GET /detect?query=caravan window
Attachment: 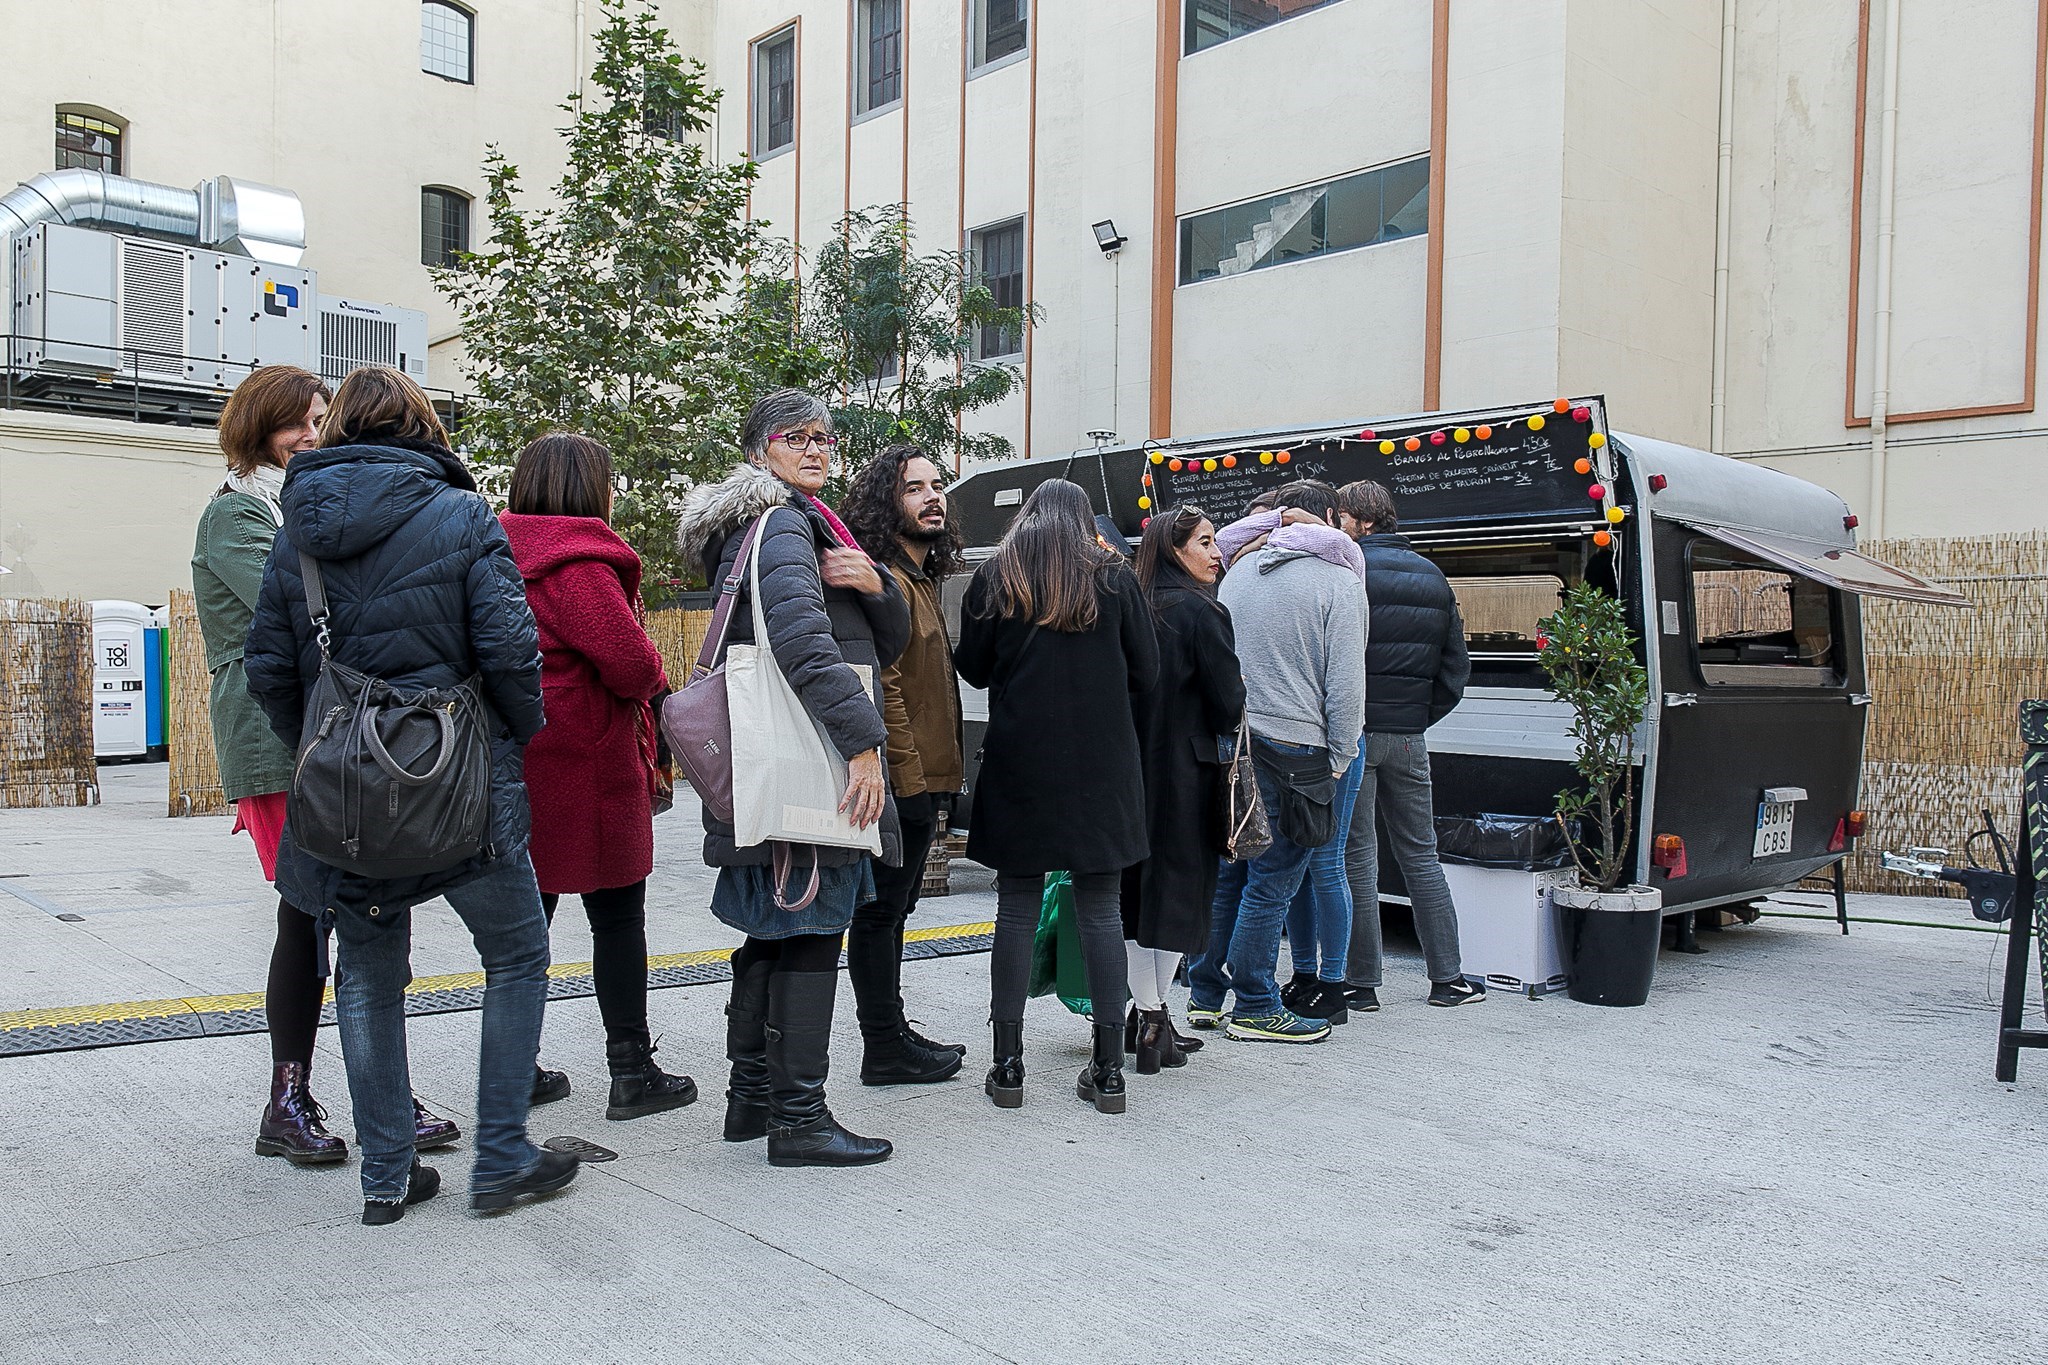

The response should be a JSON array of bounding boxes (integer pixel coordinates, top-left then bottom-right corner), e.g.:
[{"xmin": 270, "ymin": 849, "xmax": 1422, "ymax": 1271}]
[
  {"xmin": 1688, "ymin": 542, "xmax": 1838, "ymax": 686},
  {"xmin": 1420, "ymin": 536, "xmax": 1600, "ymax": 688}
]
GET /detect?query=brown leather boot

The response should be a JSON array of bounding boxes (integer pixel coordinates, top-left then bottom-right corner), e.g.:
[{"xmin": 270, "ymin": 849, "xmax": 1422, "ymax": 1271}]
[{"xmin": 255, "ymin": 1062, "xmax": 348, "ymax": 1165}]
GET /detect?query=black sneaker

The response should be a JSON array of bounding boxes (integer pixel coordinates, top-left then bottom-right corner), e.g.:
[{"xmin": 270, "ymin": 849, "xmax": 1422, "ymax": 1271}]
[
  {"xmin": 532, "ymin": 1066, "xmax": 571, "ymax": 1105},
  {"xmin": 1293, "ymin": 982, "xmax": 1350, "ymax": 1026},
  {"xmin": 471, "ymin": 1148, "xmax": 580, "ymax": 1214},
  {"xmin": 1344, "ymin": 985, "xmax": 1381, "ymax": 1013},
  {"xmin": 362, "ymin": 1160, "xmax": 440, "ymax": 1227},
  {"xmin": 1427, "ymin": 979, "xmax": 1487, "ymax": 1007},
  {"xmin": 1278, "ymin": 972, "xmax": 1317, "ymax": 1013}
]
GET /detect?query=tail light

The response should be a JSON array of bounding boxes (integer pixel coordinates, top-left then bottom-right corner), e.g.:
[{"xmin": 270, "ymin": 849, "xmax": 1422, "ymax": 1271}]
[
  {"xmin": 1652, "ymin": 834, "xmax": 1688, "ymax": 878},
  {"xmin": 1845, "ymin": 810, "xmax": 1867, "ymax": 838}
]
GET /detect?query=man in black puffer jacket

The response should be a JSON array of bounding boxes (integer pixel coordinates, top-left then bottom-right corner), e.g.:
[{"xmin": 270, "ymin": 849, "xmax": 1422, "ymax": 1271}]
[
  {"xmin": 1334, "ymin": 479, "xmax": 1483, "ymax": 1011},
  {"xmin": 245, "ymin": 367, "xmax": 575, "ymax": 1223}
]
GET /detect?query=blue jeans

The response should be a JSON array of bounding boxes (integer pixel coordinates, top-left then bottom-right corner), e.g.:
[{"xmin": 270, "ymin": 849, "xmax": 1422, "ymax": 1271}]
[
  {"xmin": 332, "ymin": 852, "xmax": 551, "ymax": 1202},
  {"xmin": 1284, "ymin": 748, "xmax": 1365, "ymax": 982},
  {"xmin": 1345, "ymin": 732, "xmax": 1466, "ymax": 988},
  {"xmin": 1187, "ymin": 744, "xmax": 1320, "ymax": 1018}
]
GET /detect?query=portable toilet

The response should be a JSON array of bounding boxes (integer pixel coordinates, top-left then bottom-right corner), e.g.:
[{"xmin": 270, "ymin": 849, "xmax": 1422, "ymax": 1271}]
[
  {"xmin": 145, "ymin": 605, "xmax": 169, "ymax": 760},
  {"xmin": 90, "ymin": 600, "xmax": 150, "ymax": 760}
]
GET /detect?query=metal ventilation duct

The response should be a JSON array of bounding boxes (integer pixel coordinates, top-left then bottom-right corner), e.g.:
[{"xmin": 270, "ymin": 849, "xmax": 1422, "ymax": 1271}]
[{"xmin": 2, "ymin": 170, "xmax": 305, "ymax": 358}]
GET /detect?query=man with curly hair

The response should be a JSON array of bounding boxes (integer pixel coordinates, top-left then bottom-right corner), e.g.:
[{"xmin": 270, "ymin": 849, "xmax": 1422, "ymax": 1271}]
[{"xmin": 838, "ymin": 445, "xmax": 971, "ymax": 1085}]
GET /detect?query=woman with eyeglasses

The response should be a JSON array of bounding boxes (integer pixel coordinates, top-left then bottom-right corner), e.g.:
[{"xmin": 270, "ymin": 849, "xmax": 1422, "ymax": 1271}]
[
  {"xmin": 955, "ymin": 479, "xmax": 1159, "ymax": 1114},
  {"xmin": 675, "ymin": 388, "xmax": 909, "ymax": 1167},
  {"xmin": 1120, "ymin": 504, "xmax": 1245, "ymax": 1073}
]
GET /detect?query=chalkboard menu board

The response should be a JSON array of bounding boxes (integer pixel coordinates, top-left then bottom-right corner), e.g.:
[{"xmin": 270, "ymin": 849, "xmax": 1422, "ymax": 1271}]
[{"xmin": 1147, "ymin": 406, "xmax": 1602, "ymax": 529}]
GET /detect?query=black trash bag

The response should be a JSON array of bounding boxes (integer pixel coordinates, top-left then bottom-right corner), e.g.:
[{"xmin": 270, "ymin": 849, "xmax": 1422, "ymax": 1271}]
[{"xmin": 1435, "ymin": 812, "xmax": 1573, "ymax": 871}]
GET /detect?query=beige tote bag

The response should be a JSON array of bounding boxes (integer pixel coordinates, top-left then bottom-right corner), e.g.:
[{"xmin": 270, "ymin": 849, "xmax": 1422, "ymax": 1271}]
[{"xmin": 726, "ymin": 520, "xmax": 884, "ymax": 859}]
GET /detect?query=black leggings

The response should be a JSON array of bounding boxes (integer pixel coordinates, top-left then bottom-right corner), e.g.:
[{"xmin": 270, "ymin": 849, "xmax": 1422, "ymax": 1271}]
[
  {"xmin": 266, "ymin": 900, "xmax": 328, "ymax": 1070},
  {"xmin": 731, "ymin": 931, "xmax": 843, "ymax": 978},
  {"xmin": 541, "ymin": 881, "xmax": 651, "ymax": 1047},
  {"xmin": 989, "ymin": 871, "xmax": 1128, "ymax": 1027}
]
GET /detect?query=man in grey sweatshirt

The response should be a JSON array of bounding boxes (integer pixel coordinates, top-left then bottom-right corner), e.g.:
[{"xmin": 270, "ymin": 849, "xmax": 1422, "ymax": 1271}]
[{"xmin": 1187, "ymin": 490, "xmax": 1367, "ymax": 1043}]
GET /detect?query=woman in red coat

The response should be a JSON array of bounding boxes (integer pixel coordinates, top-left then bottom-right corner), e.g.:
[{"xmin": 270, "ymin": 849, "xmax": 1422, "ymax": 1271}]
[{"xmin": 500, "ymin": 433, "xmax": 697, "ymax": 1122}]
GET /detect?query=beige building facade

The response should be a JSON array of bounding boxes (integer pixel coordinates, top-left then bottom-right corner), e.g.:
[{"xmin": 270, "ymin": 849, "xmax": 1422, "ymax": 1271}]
[
  {"xmin": 3, "ymin": 0, "xmax": 2044, "ymax": 602},
  {"xmin": 707, "ymin": 0, "xmax": 2047, "ymax": 542}
]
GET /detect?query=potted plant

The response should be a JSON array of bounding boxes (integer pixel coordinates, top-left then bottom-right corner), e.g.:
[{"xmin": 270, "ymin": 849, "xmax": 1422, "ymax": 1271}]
[{"xmin": 1537, "ymin": 583, "xmax": 1662, "ymax": 1006}]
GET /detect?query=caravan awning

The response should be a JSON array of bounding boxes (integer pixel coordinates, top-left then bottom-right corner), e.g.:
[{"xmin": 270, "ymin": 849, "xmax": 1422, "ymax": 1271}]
[{"xmin": 1678, "ymin": 522, "xmax": 1971, "ymax": 607}]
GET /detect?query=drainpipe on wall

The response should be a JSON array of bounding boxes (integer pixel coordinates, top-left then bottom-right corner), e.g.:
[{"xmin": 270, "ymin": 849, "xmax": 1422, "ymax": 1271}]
[
  {"xmin": 1867, "ymin": 0, "xmax": 1905, "ymax": 540},
  {"xmin": 1709, "ymin": 0, "xmax": 1737, "ymax": 453}
]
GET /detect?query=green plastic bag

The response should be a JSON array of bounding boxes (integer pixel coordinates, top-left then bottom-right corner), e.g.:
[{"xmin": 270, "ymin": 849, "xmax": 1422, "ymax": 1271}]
[{"xmin": 1028, "ymin": 871, "xmax": 1093, "ymax": 1016}]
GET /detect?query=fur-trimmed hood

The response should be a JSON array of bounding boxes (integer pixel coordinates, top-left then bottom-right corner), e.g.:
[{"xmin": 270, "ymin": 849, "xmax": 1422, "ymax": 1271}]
[{"xmin": 676, "ymin": 462, "xmax": 795, "ymax": 571}]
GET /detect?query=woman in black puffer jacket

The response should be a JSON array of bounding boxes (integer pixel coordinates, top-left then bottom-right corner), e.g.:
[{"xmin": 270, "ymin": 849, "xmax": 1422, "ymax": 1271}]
[
  {"xmin": 674, "ymin": 388, "xmax": 910, "ymax": 1168},
  {"xmin": 244, "ymin": 366, "xmax": 576, "ymax": 1225}
]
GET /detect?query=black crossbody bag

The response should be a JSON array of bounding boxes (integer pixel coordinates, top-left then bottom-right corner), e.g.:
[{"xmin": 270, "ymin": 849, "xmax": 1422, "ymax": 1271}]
[
  {"xmin": 288, "ymin": 551, "xmax": 495, "ymax": 879},
  {"xmin": 1249, "ymin": 735, "xmax": 1339, "ymax": 849}
]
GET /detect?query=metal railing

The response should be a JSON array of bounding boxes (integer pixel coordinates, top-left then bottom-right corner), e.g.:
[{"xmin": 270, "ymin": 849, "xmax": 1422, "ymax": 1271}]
[{"xmin": 1, "ymin": 334, "xmax": 467, "ymax": 427}]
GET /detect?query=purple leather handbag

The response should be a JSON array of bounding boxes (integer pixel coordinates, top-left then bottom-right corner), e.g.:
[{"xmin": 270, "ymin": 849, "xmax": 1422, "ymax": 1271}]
[{"xmin": 659, "ymin": 513, "xmax": 769, "ymax": 824}]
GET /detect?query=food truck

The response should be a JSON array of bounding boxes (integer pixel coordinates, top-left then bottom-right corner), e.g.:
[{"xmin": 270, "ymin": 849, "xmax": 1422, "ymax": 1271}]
[{"xmin": 943, "ymin": 397, "xmax": 1967, "ymax": 918}]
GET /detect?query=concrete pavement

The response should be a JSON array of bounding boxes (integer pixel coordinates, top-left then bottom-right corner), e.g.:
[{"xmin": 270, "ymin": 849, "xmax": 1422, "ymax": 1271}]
[{"xmin": 0, "ymin": 766, "xmax": 2044, "ymax": 1363}]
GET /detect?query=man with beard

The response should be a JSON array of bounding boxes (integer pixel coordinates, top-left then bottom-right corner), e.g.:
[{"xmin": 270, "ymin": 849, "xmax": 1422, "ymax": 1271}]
[{"xmin": 838, "ymin": 444, "xmax": 970, "ymax": 1085}]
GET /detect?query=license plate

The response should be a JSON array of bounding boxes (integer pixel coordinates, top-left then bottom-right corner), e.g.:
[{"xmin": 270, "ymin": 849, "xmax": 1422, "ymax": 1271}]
[{"xmin": 1753, "ymin": 800, "xmax": 1796, "ymax": 858}]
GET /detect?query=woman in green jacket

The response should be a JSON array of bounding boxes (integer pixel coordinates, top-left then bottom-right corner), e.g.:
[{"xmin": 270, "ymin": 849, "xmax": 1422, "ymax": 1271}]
[{"xmin": 192, "ymin": 366, "xmax": 458, "ymax": 1166}]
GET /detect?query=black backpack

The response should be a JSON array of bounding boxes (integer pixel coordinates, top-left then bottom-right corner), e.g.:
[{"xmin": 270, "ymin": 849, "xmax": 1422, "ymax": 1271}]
[{"xmin": 288, "ymin": 550, "xmax": 494, "ymax": 879}]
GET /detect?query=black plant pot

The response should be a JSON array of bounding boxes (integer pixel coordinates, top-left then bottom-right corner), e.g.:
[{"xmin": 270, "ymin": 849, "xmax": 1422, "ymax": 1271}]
[{"xmin": 1556, "ymin": 884, "xmax": 1663, "ymax": 1007}]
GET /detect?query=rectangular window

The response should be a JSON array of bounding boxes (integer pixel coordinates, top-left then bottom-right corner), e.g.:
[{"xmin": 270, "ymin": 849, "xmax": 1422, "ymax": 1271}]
[
  {"xmin": 420, "ymin": 2, "xmax": 474, "ymax": 84},
  {"xmin": 1177, "ymin": 156, "xmax": 1428, "ymax": 286},
  {"xmin": 970, "ymin": 218, "xmax": 1025, "ymax": 360},
  {"xmin": 1689, "ymin": 544, "xmax": 1839, "ymax": 687},
  {"xmin": 1419, "ymin": 536, "xmax": 1597, "ymax": 689},
  {"xmin": 420, "ymin": 188, "xmax": 471, "ymax": 268},
  {"xmin": 55, "ymin": 111, "xmax": 122, "ymax": 174},
  {"xmin": 973, "ymin": 0, "xmax": 1028, "ymax": 70},
  {"xmin": 855, "ymin": 0, "xmax": 903, "ymax": 116},
  {"xmin": 753, "ymin": 27, "xmax": 797, "ymax": 156},
  {"xmin": 1185, "ymin": 0, "xmax": 1345, "ymax": 55}
]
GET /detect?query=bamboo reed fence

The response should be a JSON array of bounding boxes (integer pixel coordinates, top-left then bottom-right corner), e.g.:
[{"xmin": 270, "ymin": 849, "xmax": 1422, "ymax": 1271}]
[
  {"xmin": 166, "ymin": 589, "xmax": 229, "ymax": 817},
  {"xmin": 646, "ymin": 607, "xmax": 714, "ymax": 691},
  {"xmin": 0, "ymin": 598, "xmax": 98, "ymax": 808},
  {"xmin": 1851, "ymin": 532, "xmax": 2048, "ymax": 894}
]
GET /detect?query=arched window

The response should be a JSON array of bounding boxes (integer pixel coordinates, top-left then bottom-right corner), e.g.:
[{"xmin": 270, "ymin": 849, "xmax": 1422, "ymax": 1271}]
[
  {"xmin": 421, "ymin": 2, "xmax": 474, "ymax": 84},
  {"xmin": 421, "ymin": 187, "xmax": 471, "ymax": 268},
  {"xmin": 55, "ymin": 107, "xmax": 125, "ymax": 175}
]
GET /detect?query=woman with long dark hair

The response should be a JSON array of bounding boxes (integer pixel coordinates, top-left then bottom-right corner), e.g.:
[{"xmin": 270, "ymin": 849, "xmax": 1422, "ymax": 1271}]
[
  {"xmin": 1121, "ymin": 505, "xmax": 1245, "ymax": 1073},
  {"xmin": 674, "ymin": 388, "xmax": 910, "ymax": 1167},
  {"xmin": 193, "ymin": 365, "xmax": 458, "ymax": 1169},
  {"xmin": 499, "ymin": 433, "xmax": 696, "ymax": 1121},
  {"xmin": 246, "ymin": 366, "xmax": 575, "ymax": 1222},
  {"xmin": 955, "ymin": 480, "xmax": 1158, "ymax": 1114}
]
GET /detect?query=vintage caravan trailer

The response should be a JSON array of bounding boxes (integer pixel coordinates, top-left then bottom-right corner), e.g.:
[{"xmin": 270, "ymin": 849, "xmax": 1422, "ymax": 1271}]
[{"xmin": 943, "ymin": 397, "xmax": 1965, "ymax": 917}]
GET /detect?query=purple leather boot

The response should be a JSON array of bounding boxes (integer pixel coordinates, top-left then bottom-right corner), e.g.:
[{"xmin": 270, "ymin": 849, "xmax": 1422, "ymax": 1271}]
[{"xmin": 255, "ymin": 1061, "xmax": 349, "ymax": 1165}]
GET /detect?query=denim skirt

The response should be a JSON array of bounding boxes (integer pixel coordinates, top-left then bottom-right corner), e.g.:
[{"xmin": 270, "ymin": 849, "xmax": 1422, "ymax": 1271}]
[{"xmin": 710, "ymin": 854, "xmax": 876, "ymax": 940}]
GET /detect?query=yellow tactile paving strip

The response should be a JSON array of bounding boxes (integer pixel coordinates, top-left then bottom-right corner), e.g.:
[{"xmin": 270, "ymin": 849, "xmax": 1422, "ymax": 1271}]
[{"xmin": 0, "ymin": 920, "xmax": 997, "ymax": 1042}]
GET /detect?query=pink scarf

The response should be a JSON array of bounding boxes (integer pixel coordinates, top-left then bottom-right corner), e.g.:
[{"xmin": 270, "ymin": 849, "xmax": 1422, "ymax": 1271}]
[{"xmin": 808, "ymin": 494, "xmax": 862, "ymax": 551}]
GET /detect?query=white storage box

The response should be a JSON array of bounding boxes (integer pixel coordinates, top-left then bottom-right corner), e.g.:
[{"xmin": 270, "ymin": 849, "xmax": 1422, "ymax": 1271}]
[{"xmin": 1443, "ymin": 864, "xmax": 1570, "ymax": 997}]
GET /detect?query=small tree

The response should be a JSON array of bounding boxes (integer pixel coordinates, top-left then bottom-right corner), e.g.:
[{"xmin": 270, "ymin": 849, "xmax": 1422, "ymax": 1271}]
[
  {"xmin": 797, "ymin": 206, "xmax": 1038, "ymax": 486},
  {"xmin": 437, "ymin": 1, "xmax": 770, "ymax": 593},
  {"xmin": 1537, "ymin": 584, "xmax": 1652, "ymax": 892}
]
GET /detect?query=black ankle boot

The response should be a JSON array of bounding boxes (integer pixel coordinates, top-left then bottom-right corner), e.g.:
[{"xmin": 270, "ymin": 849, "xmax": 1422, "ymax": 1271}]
[
  {"xmin": 1124, "ymin": 1004, "xmax": 1140, "ymax": 1055},
  {"xmin": 361, "ymin": 1159, "xmax": 440, "ymax": 1226},
  {"xmin": 860, "ymin": 1024, "xmax": 965, "ymax": 1086},
  {"xmin": 1134, "ymin": 1008, "xmax": 1185, "ymax": 1075},
  {"xmin": 532, "ymin": 1065, "xmax": 571, "ymax": 1105},
  {"xmin": 605, "ymin": 1035, "xmax": 699, "ymax": 1121},
  {"xmin": 985, "ymin": 1020, "xmax": 1025, "ymax": 1108},
  {"xmin": 764, "ymin": 970, "xmax": 892, "ymax": 1168},
  {"xmin": 1164, "ymin": 1007, "xmax": 1205, "ymax": 1054},
  {"xmin": 723, "ymin": 956, "xmax": 772, "ymax": 1142},
  {"xmin": 1076, "ymin": 1023, "xmax": 1127, "ymax": 1114},
  {"xmin": 256, "ymin": 1062, "xmax": 349, "ymax": 1165}
]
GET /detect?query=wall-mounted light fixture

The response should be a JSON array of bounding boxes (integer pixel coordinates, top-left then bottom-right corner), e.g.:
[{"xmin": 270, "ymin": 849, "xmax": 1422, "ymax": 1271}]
[{"xmin": 1091, "ymin": 219, "xmax": 1126, "ymax": 257}]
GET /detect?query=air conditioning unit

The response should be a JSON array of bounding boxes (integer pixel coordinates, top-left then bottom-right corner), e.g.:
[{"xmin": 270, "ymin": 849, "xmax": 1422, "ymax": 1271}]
[
  {"xmin": 317, "ymin": 295, "xmax": 428, "ymax": 386},
  {"xmin": 9, "ymin": 220, "xmax": 317, "ymax": 389}
]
